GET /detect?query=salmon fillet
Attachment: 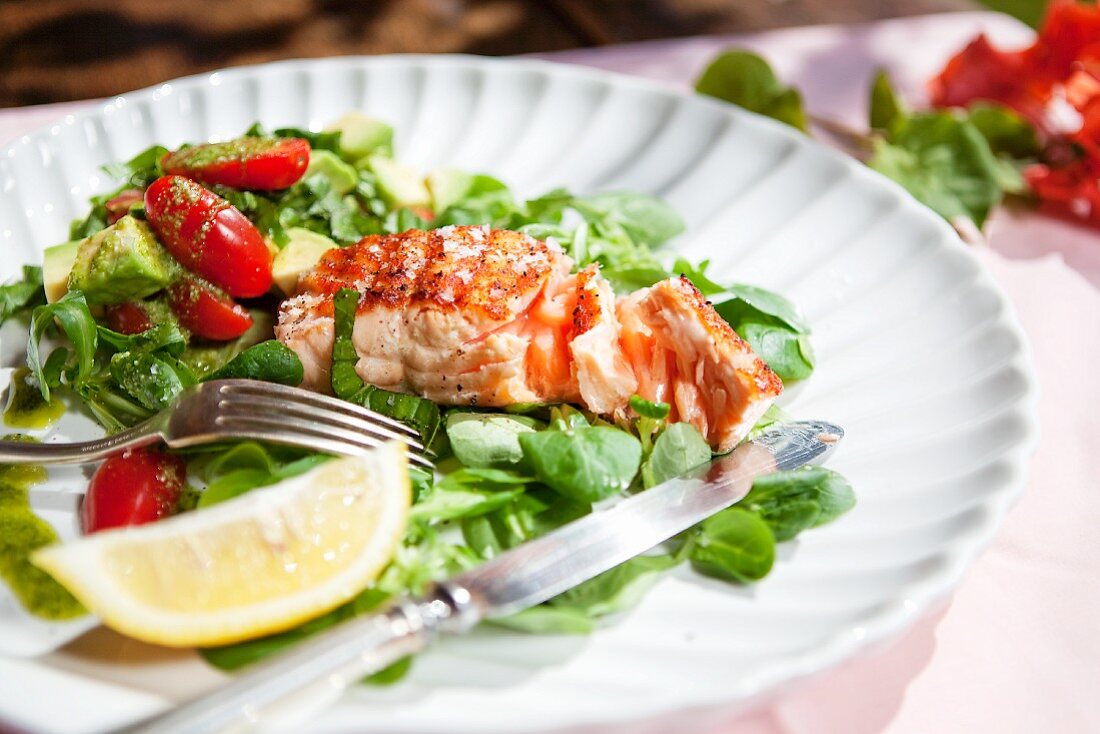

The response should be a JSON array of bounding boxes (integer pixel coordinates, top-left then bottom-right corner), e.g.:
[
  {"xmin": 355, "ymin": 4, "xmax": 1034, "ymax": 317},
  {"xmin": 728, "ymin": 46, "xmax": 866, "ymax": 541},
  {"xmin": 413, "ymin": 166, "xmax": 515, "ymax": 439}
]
[{"xmin": 276, "ymin": 225, "xmax": 781, "ymax": 450}]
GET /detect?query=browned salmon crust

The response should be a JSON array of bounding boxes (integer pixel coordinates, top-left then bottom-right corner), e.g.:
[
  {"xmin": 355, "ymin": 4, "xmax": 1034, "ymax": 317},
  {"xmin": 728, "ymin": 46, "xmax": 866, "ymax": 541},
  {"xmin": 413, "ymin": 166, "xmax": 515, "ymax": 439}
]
[
  {"xmin": 294, "ymin": 227, "xmax": 556, "ymax": 321},
  {"xmin": 276, "ymin": 226, "xmax": 781, "ymax": 449}
]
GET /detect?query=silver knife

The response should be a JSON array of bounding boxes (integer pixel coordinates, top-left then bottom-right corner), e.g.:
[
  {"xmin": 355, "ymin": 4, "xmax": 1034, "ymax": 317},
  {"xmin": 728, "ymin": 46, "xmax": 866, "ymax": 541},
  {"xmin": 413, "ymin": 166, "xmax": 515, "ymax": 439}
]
[{"xmin": 120, "ymin": 419, "xmax": 842, "ymax": 734}]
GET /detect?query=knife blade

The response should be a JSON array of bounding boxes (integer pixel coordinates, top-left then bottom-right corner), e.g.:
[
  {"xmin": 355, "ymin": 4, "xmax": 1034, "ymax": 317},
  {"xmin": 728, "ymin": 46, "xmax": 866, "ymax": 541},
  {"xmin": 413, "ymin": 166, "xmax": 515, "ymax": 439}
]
[{"xmin": 122, "ymin": 419, "xmax": 842, "ymax": 734}]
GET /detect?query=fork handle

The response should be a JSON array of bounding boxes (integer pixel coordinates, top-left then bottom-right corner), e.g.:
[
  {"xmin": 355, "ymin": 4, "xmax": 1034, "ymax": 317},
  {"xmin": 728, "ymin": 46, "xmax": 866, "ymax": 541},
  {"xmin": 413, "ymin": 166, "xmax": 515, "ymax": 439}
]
[{"xmin": 0, "ymin": 421, "xmax": 162, "ymax": 464}]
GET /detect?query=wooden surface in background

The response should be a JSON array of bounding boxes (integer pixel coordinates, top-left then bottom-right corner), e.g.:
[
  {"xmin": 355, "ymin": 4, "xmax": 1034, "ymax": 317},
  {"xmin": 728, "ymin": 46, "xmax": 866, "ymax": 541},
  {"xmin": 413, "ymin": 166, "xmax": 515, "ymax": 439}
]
[{"xmin": 0, "ymin": 0, "xmax": 977, "ymax": 108}]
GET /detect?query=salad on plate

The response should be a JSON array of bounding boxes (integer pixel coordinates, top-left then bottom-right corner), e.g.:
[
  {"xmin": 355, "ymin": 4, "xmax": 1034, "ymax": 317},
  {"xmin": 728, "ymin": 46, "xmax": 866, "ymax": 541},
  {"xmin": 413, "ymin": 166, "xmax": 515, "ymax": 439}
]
[{"xmin": 0, "ymin": 111, "xmax": 854, "ymax": 681}]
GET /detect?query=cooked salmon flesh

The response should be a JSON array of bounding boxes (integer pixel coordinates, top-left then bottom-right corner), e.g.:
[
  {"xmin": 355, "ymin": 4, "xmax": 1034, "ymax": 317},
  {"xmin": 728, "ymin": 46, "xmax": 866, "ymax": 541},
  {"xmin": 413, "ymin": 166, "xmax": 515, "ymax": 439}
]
[{"xmin": 275, "ymin": 226, "xmax": 781, "ymax": 451}]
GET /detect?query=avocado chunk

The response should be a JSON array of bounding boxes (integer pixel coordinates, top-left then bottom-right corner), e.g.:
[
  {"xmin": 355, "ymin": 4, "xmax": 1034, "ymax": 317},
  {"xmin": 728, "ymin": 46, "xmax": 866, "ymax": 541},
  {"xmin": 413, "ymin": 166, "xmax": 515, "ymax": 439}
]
[
  {"xmin": 427, "ymin": 168, "xmax": 474, "ymax": 214},
  {"xmin": 367, "ymin": 156, "xmax": 431, "ymax": 209},
  {"xmin": 305, "ymin": 149, "xmax": 358, "ymax": 195},
  {"xmin": 68, "ymin": 216, "xmax": 177, "ymax": 305},
  {"xmin": 326, "ymin": 112, "xmax": 394, "ymax": 161},
  {"xmin": 42, "ymin": 240, "xmax": 81, "ymax": 303},
  {"xmin": 272, "ymin": 228, "xmax": 337, "ymax": 295}
]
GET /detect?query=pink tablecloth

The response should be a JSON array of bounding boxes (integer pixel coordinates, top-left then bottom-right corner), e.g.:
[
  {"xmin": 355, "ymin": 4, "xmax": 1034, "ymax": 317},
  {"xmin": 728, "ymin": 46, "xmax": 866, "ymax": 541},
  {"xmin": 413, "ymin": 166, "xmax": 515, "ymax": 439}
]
[{"xmin": 3, "ymin": 12, "xmax": 1098, "ymax": 733}]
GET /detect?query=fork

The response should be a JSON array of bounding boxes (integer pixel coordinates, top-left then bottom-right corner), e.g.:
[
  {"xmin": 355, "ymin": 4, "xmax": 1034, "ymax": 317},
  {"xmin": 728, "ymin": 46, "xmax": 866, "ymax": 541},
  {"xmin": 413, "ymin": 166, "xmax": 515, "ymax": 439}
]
[{"xmin": 0, "ymin": 380, "xmax": 434, "ymax": 470}]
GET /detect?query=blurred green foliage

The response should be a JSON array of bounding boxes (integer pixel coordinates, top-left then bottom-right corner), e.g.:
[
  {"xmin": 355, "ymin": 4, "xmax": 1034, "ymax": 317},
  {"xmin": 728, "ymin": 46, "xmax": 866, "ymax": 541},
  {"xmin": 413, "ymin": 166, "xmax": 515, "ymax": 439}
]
[{"xmin": 977, "ymin": 0, "xmax": 1048, "ymax": 28}]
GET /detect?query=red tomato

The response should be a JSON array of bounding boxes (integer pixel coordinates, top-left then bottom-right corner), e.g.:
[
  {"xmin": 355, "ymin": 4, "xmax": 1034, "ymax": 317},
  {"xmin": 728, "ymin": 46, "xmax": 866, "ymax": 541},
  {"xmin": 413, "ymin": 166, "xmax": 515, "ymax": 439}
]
[
  {"xmin": 929, "ymin": 2, "xmax": 1100, "ymax": 132},
  {"xmin": 161, "ymin": 137, "xmax": 310, "ymax": 191},
  {"xmin": 144, "ymin": 175, "xmax": 273, "ymax": 298},
  {"xmin": 82, "ymin": 448, "xmax": 186, "ymax": 533},
  {"xmin": 104, "ymin": 302, "xmax": 153, "ymax": 334},
  {"xmin": 1028, "ymin": 1, "xmax": 1100, "ymax": 84},
  {"xmin": 167, "ymin": 277, "xmax": 253, "ymax": 341},
  {"xmin": 104, "ymin": 188, "xmax": 144, "ymax": 224}
]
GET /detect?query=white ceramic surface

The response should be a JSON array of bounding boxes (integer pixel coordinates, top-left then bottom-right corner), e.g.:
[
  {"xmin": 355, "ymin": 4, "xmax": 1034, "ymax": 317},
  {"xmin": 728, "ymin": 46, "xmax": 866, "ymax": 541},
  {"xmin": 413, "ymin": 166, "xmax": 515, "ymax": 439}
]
[{"xmin": 0, "ymin": 56, "xmax": 1038, "ymax": 734}]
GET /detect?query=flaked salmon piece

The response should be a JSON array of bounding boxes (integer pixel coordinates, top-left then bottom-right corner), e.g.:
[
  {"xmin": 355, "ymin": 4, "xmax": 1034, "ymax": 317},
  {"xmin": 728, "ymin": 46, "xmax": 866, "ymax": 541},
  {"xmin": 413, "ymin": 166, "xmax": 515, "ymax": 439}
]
[
  {"xmin": 569, "ymin": 266, "xmax": 638, "ymax": 414},
  {"xmin": 276, "ymin": 226, "xmax": 781, "ymax": 450},
  {"xmin": 617, "ymin": 276, "xmax": 782, "ymax": 451}
]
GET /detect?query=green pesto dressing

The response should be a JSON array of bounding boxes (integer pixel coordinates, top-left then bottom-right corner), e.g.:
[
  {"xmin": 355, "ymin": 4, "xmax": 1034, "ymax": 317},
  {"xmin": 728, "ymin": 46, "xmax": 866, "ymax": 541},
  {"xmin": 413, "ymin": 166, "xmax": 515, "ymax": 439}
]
[
  {"xmin": 173, "ymin": 137, "xmax": 277, "ymax": 168},
  {"xmin": 0, "ymin": 439, "xmax": 86, "ymax": 620},
  {"xmin": 4, "ymin": 368, "xmax": 65, "ymax": 430}
]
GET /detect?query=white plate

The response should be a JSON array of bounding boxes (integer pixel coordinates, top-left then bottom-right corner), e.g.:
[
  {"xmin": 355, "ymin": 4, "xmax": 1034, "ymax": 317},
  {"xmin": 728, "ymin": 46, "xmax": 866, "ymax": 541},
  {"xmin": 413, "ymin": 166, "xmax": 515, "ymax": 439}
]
[{"xmin": 0, "ymin": 56, "xmax": 1038, "ymax": 733}]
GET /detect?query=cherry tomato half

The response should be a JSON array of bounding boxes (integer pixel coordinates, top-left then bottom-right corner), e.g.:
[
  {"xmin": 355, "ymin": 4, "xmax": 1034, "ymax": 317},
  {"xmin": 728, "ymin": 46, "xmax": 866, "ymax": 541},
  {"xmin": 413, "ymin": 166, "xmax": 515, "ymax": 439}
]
[
  {"xmin": 104, "ymin": 302, "xmax": 154, "ymax": 334},
  {"xmin": 104, "ymin": 188, "xmax": 145, "ymax": 224},
  {"xmin": 161, "ymin": 137, "xmax": 310, "ymax": 191},
  {"xmin": 82, "ymin": 448, "xmax": 186, "ymax": 533},
  {"xmin": 144, "ymin": 175, "xmax": 273, "ymax": 298},
  {"xmin": 167, "ymin": 277, "xmax": 253, "ymax": 341}
]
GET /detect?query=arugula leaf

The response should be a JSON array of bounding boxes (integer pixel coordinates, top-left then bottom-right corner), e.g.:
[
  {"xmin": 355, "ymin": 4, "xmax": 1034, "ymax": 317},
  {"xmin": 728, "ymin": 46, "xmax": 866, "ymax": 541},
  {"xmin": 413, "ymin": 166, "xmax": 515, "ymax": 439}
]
[
  {"xmin": 97, "ymin": 321, "xmax": 196, "ymax": 413},
  {"xmin": 198, "ymin": 453, "xmax": 329, "ymax": 509},
  {"xmin": 214, "ymin": 187, "xmax": 288, "ymax": 247},
  {"xmin": 384, "ymin": 207, "xmax": 431, "ymax": 234},
  {"xmin": 101, "ymin": 144, "xmax": 167, "ymax": 188},
  {"xmin": 552, "ymin": 553, "xmax": 680, "ymax": 617},
  {"xmin": 193, "ymin": 442, "xmax": 328, "ymax": 509},
  {"xmin": 75, "ymin": 378, "xmax": 153, "ymax": 432},
  {"xmin": 519, "ymin": 425, "xmax": 642, "ymax": 503},
  {"xmin": 713, "ymin": 285, "xmax": 814, "ymax": 382},
  {"xmin": 641, "ymin": 422, "xmax": 711, "ymax": 488},
  {"xmin": 180, "ymin": 309, "xmax": 274, "ymax": 378},
  {"xmin": 445, "ymin": 412, "xmax": 543, "ymax": 468},
  {"xmin": 25, "ymin": 294, "xmax": 185, "ymax": 430},
  {"xmin": 0, "ymin": 266, "xmax": 45, "ymax": 326},
  {"xmin": 599, "ymin": 265, "xmax": 671, "ymax": 293},
  {"xmin": 868, "ymin": 112, "xmax": 1008, "ymax": 228},
  {"xmin": 70, "ymin": 145, "xmax": 169, "ymax": 239},
  {"xmin": 461, "ymin": 487, "xmax": 590, "ymax": 560},
  {"xmin": 378, "ymin": 526, "xmax": 483, "ymax": 596},
  {"xmin": 742, "ymin": 466, "xmax": 856, "ymax": 541},
  {"xmin": 434, "ymin": 175, "xmax": 522, "ymax": 228},
  {"xmin": 26, "ymin": 291, "xmax": 98, "ymax": 401},
  {"xmin": 491, "ymin": 605, "xmax": 595, "ymax": 635},
  {"xmin": 109, "ymin": 351, "xmax": 195, "ymax": 412},
  {"xmin": 276, "ymin": 174, "xmax": 383, "ymax": 245},
  {"xmin": 569, "ymin": 192, "xmax": 685, "ymax": 246},
  {"xmin": 206, "ymin": 340, "xmax": 304, "ymax": 386},
  {"xmin": 97, "ymin": 321, "xmax": 186, "ymax": 355},
  {"xmin": 967, "ymin": 102, "xmax": 1041, "ymax": 159},
  {"xmin": 689, "ymin": 507, "xmax": 776, "ymax": 582},
  {"xmin": 272, "ymin": 126, "xmax": 342, "ymax": 154},
  {"xmin": 867, "ymin": 73, "xmax": 1034, "ymax": 227},
  {"xmin": 410, "ymin": 468, "xmax": 529, "ymax": 523},
  {"xmin": 869, "ymin": 69, "xmax": 906, "ymax": 133},
  {"xmin": 718, "ymin": 284, "xmax": 809, "ymax": 334},
  {"xmin": 672, "ymin": 258, "xmax": 726, "ymax": 296},
  {"xmin": 736, "ymin": 322, "xmax": 815, "ymax": 382},
  {"xmin": 696, "ymin": 50, "xmax": 808, "ymax": 131}
]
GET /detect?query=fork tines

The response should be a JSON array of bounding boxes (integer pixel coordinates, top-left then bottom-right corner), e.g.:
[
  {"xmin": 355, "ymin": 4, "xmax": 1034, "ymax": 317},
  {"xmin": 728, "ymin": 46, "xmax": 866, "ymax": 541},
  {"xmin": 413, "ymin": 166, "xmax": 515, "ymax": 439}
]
[{"xmin": 212, "ymin": 381, "xmax": 434, "ymax": 471}]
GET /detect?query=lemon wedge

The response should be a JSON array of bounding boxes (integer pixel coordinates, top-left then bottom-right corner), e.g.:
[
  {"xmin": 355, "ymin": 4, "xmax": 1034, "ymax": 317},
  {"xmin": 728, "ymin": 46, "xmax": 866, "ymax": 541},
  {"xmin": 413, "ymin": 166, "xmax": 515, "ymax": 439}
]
[{"xmin": 32, "ymin": 443, "xmax": 410, "ymax": 647}]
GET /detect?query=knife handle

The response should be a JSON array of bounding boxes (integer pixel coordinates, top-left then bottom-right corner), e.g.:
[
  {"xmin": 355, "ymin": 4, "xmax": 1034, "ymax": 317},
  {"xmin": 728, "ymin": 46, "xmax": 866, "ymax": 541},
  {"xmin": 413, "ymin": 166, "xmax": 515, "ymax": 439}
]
[{"xmin": 119, "ymin": 584, "xmax": 479, "ymax": 734}]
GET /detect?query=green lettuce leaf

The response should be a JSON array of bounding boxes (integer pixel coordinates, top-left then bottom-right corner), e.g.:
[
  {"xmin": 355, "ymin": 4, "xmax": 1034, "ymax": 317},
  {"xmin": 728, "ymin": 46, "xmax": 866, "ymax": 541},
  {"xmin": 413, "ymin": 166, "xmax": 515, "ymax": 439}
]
[{"xmin": 696, "ymin": 50, "xmax": 807, "ymax": 131}]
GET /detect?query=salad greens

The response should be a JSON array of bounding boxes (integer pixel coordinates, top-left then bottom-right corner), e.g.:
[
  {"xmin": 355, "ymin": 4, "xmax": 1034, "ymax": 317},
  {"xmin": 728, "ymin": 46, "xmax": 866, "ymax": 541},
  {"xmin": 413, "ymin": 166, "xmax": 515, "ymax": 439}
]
[
  {"xmin": 519, "ymin": 409, "xmax": 642, "ymax": 503},
  {"xmin": 1, "ymin": 111, "xmax": 856, "ymax": 684},
  {"xmin": 0, "ymin": 266, "xmax": 45, "ymax": 325},
  {"xmin": 689, "ymin": 508, "xmax": 776, "ymax": 583},
  {"xmin": 695, "ymin": 52, "xmax": 1039, "ymax": 230},
  {"xmin": 696, "ymin": 50, "xmax": 808, "ymax": 132}
]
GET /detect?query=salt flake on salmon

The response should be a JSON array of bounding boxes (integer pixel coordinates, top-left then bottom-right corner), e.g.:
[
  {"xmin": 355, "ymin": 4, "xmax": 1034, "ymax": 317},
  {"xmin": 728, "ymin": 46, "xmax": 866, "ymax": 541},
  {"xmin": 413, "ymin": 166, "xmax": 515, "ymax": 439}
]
[{"xmin": 275, "ymin": 226, "xmax": 781, "ymax": 450}]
